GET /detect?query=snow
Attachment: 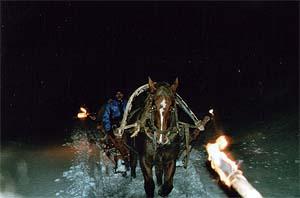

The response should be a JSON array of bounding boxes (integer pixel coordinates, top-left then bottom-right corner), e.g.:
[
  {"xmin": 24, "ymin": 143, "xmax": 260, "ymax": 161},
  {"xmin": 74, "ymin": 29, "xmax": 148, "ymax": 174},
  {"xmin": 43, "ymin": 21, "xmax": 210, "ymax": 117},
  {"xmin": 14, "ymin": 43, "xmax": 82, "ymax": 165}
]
[
  {"xmin": 0, "ymin": 192, "xmax": 23, "ymax": 198},
  {"xmin": 55, "ymin": 130, "xmax": 221, "ymax": 198}
]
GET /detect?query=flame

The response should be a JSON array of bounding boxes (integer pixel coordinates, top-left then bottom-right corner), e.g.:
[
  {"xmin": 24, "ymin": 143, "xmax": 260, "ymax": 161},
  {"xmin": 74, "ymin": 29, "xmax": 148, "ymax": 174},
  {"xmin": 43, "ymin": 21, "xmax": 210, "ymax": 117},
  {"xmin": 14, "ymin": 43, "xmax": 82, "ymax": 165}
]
[
  {"xmin": 206, "ymin": 135, "xmax": 238, "ymax": 187},
  {"xmin": 77, "ymin": 107, "xmax": 88, "ymax": 119},
  {"xmin": 209, "ymin": 109, "xmax": 214, "ymax": 116},
  {"xmin": 80, "ymin": 107, "xmax": 87, "ymax": 113},
  {"xmin": 206, "ymin": 135, "xmax": 263, "ymax": 198},
  {"xmin": 77, "ymin": 112, "xmax": 87, "ymax": 118}
]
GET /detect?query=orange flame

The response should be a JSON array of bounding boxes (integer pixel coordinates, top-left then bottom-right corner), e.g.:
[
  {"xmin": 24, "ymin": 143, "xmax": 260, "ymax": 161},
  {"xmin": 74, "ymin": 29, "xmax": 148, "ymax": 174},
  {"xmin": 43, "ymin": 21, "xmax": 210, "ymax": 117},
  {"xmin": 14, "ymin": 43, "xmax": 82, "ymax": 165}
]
[
  {"xmin": 77, "ymin": 112, "xmax": 87, "ymax": 118},
  {"xmin": 206, "ymin": 135, "xmax": 238, "ymax": 186},
  {"xmin": 77, "ymin": 107, "xmax": 88, "ymax": 119},
  {"xmin": 80, "ymin": 107, "xmax": 87, "ymax": 113}
]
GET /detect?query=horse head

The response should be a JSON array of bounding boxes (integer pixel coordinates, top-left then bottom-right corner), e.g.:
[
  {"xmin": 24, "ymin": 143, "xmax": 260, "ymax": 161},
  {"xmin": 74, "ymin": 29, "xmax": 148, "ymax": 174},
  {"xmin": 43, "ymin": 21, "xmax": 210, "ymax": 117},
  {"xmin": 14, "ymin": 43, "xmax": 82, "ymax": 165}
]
[{"xmin": 148, "ymin": 77, "xmax": 179, "ymax": 145}]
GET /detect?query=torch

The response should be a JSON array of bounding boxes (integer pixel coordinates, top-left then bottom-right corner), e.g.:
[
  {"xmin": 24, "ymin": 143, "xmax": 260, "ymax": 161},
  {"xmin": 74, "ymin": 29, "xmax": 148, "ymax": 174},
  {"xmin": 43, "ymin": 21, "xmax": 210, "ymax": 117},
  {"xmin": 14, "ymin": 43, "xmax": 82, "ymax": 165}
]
[
  {"xmin": 206, "ymin": 135, "xmax": 262, "ymax": 198},
  {"xmin": 77, "ymin": 107, "xmax": 96, "ymax": 121}
]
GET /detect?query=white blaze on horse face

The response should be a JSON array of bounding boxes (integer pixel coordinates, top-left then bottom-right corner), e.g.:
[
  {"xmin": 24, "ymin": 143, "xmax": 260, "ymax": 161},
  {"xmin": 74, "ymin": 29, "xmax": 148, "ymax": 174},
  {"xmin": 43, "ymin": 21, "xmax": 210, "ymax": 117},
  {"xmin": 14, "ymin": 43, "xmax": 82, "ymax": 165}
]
[
  {"xmin": 159, "ymin": 134, "xmax": 163, "ymax": 143},
  {"xmin": 159, "ymin": 99, "xmax": 167, "ymax": 130},
  {"xmin": 158, "ymin": 99, "xmax": 167, "ymax": 143}
]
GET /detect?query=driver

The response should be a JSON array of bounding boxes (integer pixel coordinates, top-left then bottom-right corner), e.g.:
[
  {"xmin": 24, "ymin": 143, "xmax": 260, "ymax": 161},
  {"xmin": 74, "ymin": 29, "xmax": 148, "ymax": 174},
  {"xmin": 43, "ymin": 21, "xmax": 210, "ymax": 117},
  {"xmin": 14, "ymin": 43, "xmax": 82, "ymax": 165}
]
[
  {"xmin": 102, "ymin": 91, "xmax": 127, "ymax": 134},
  {"xmin": 102, "ymin": 91, "xmax": 128, "ymax": 173}
]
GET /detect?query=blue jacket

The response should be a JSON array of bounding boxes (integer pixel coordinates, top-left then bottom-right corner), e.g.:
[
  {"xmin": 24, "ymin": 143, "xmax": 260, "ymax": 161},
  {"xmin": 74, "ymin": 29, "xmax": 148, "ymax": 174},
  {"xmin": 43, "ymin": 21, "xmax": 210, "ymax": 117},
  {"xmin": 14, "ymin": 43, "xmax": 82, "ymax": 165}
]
[{"xmin": 102, "ymin": 99, "xmax": 127, "ymax": 133}]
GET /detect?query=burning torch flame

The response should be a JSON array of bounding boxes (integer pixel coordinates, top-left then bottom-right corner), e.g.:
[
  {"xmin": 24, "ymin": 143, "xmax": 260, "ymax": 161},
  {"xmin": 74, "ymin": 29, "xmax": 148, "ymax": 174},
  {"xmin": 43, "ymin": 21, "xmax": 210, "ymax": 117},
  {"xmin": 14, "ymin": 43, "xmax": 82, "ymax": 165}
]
[
  {"xmin": 77, "ymin": 107, "xmax": 88, "ymax": 119},
  {"xmin": 206, "ymin": 136, "xmax": 237, "ymax": 186},
  {"xmin": 209, "ymin": 109, "xmax": 214, "ymax": 116},
  {"xmin": 80, "ymin": 107, "xmax": 87, "ymax": 114},
  {"xmin": 206, "ymin": 136, "xmax": 262, "ymax": 198}
]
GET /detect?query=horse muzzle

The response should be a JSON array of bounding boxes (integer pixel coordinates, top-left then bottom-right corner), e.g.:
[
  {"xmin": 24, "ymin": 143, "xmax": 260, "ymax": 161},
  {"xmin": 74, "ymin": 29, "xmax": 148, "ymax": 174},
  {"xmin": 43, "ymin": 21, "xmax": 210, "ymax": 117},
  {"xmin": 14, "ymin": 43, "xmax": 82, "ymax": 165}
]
[{"xmin": 157, "ymin": 133, "xmax": 170, "ymax": 145}]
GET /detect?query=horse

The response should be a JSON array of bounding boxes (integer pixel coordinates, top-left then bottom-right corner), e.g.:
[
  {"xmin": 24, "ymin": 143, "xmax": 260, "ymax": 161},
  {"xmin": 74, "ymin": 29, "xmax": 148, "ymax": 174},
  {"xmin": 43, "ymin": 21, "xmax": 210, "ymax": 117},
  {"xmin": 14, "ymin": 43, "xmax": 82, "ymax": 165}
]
[{"xmin": 128, "ymin": 77, "xmax": 182, "ymax": 197}]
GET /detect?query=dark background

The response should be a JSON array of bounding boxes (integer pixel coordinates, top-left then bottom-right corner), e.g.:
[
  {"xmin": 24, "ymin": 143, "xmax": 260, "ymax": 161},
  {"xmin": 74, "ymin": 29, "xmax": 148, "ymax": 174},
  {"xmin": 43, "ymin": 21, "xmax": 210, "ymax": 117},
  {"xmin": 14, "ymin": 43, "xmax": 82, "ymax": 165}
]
[{"xmin": 1, "ymin": 2, "xmax": 298, "ymax": 144}]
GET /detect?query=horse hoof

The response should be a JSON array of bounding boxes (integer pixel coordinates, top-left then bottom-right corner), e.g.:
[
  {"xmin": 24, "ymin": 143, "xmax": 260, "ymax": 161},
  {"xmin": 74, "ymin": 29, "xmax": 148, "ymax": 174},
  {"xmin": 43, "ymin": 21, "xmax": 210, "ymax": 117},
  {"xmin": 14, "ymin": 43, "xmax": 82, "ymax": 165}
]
[
  {"xmin": 131, "ymin": 171, "xmax": 136, "ymax": 178},
  {"xmin": 146, "ymin": 193, "xmax": 154, "ymax": 198},
  {"xmin": 158, "ymin": 189, "xmax": 166, "ymax": 197},
  {"xmin": 158, "ymin": 184, "xmax": 173, "ymax": 197}
]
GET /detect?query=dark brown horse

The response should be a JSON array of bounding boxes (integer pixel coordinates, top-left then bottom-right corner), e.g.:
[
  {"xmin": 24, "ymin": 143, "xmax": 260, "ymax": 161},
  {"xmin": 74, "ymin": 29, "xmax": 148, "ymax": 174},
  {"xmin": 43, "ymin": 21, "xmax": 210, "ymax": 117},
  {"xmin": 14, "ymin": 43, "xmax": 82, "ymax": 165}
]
[{"xmin": 129, "ymin": 78, "xmax": 181, "ymax": 197}]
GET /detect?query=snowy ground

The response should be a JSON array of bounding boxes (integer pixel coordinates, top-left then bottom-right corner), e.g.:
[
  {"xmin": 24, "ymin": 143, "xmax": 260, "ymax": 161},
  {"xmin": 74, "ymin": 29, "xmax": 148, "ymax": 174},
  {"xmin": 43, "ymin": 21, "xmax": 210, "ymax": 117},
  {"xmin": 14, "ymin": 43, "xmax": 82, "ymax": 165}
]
[
  {"xmin": 1, "ymin": 129, "xmax": 228, "ymax": 198},
  {"xmin": 1, "ymin": 110, "xmax": 299, "ymax": 197},
  {"xmin": 54, "ymin": 131, "xmax": 226, "ymax": 198}
]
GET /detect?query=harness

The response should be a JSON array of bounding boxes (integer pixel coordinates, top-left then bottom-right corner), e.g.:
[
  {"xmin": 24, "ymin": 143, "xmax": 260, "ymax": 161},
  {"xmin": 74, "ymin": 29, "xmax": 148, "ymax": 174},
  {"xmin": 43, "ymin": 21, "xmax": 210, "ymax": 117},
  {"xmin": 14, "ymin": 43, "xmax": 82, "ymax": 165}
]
[
  {"xmin": 115, "ymin": 83, "xmax": 211, "ymax": 169},
  {"xmin": 144, "ymin": 102, "xmax": 180, "ymax": 151}
]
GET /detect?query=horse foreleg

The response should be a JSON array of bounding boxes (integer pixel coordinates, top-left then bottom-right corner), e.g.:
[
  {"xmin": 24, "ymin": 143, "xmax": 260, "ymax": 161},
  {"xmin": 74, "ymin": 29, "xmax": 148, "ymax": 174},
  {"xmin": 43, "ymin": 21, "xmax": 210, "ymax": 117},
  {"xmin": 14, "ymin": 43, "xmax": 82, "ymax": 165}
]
[
  {"xmin": 158, "ymin": 160, "xmax": 176, "ymax": 197},
  {"xmin": 130, "ymin": 150, "xmax": 137, "ymax": 178},
  {"xmin": 140, "ymin": 156, "xmax": 155, "ymax": 198},
  {"xmin": 155, "ymin": 163, "xmax": 163, "ymax": 187}
]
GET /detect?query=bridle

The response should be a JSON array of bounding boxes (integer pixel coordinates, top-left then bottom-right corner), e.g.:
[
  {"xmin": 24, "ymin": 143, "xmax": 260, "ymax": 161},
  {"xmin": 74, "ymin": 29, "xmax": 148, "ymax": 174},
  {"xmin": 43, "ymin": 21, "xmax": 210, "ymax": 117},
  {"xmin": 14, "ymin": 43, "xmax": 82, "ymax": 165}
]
[{"xmin": 144, "ymin": 90, "xmax": 180, "ymax": 151}]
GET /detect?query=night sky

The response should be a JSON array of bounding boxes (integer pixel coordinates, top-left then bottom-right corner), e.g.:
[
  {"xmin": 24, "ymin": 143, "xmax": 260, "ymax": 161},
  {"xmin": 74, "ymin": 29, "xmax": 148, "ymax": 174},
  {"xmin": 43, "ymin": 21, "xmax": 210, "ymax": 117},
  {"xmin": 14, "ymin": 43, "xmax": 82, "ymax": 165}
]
[{"xmin": 1, "ymin": 2, "xmax": 298, "ymax": 143}]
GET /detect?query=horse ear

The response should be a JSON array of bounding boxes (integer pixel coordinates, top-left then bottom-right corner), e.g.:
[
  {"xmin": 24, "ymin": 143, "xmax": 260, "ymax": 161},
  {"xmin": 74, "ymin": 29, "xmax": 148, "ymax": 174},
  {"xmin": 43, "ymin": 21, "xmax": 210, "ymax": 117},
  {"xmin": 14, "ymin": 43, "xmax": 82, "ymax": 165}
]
[
  {"xmin": 148, "ymin": 77, "xmax": 156, "ymax": 93},
  {"xmin": 171, "ymin": 77, "xmax": 179, "ymax": 93}
]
